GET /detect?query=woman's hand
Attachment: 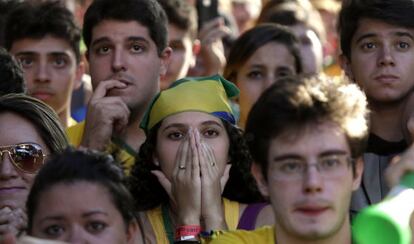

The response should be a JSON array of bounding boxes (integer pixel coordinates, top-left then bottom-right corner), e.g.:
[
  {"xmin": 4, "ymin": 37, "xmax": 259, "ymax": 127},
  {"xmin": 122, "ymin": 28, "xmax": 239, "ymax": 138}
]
[
  {"xmin": 196, "ymin": 130, "xmax": 229, "ymax": 230},
  {"xmin": 0, "ymin": 207, "xmax": 27, "ymax": 236},
  {"xmin": 153, "ymin": 129, "xmax": 202, "ymax": 226}
]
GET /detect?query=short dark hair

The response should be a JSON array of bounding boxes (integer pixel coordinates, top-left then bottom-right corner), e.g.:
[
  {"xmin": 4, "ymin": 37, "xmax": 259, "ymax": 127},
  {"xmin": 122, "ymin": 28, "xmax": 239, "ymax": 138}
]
[
  {"xmin": 245, "ymin": 75, "xmax": 369, "ymax": 180},
  {"xmin": 83, "ymin": 0, "xmax": 168, "ymax": 56},
  {"xmin": 257, "ymin": 1, "xmax": 326, "ymax": 44},
  {"xmin": 0, "ymin": 47, "xmax": 25, "ymax": 95},
  {"xmin": 27, "ymin": 148, "xmax": 136, "ymax": 232},
  {"xmin": 224, "ymin": 23, "xmax": 302, "ymax": 82},
  {"xmin": 157, "ymin": 0, "xmax": 197, "ymax": 40},
  {"xmin": 0, "ymin": 93, "xmax": 68, "ymax": 154},
  {"xmin": 338, "ymin": 0, "xmax": 414, "ymax": 59},
  {"xmin": 0, "ymin": 0, "xmax": 20, "ymax": 47},
  {"xmin": 4, "ymin": 1, "xmax": 81, "ymax": 63}
]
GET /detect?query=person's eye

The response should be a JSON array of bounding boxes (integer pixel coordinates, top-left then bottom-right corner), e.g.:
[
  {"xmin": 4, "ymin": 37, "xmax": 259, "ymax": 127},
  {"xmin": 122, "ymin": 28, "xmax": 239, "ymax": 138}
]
[
  {"xmin": 18, "ymin": 57, "xmax": 34, "ymax": 68},
  {"xmin": 279, "ymin": 161, "xmax": 303, "ymax": 174},
  {"xmin": 86, "ymin": 221, "xmax": 107, "ymax": 234},
  {"xmin": 396, "ymin": 41, "xmax": 410, "ymax": 50},
  {"xmin": 43, "ymin": 224, "xmax": 64, "ymax": 237},
  {"xmin": 202, "ymin": 129, "xmax": 219, "ymax": 138},
  {"xmin": 167, "ymin": 131, "xmax": 185, "ymax": 140},
  {"xmin": 53, "ymin": 57, "xmax": 67, "ymax": 68},
  {"xmin": 247, "ymin": 70, "xmax": 263, "ymax": 79},
  {"xmin": 96, "ymin": 46, "xmax": 111, "ymax": 55},
  {"xmin": 361, "ymin": 42, "xmax": 376, "ymax": 51},
  {"xmin": 130, "ymin": 43, "xmax": 144, "ymax": 53},
  {"xmin": 276, "ymin": 70, "xmax": 293, "ymax": 78},
  {"xmin": 320, "ymin": 156, "xmax": 342, "ymax": 170}
]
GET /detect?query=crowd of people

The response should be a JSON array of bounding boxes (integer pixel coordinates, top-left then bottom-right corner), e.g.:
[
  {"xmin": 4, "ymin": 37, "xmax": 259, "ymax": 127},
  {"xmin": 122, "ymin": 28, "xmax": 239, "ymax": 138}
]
[{"xmin": 0, "ymin": 0, "xmax": 414, "ymax": 243}]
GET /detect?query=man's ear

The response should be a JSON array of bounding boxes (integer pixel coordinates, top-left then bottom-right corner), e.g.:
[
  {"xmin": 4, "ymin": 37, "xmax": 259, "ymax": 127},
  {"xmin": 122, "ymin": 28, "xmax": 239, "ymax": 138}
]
[
  {"xmin": 251, "ymin": 162, "xmax": 269, "ymax": 197},
  {"xmin": 339, "ymin": 53, "xmax": 354, "ymax": 81},
  {"xmin": 352, "ymin": 157, "xmax": 364, "ymax": 191}
]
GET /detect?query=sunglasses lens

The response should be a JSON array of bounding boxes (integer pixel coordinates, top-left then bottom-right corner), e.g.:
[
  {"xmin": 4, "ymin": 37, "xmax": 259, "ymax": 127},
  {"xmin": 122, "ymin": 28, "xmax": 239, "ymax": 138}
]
[{"xmin": 13, "ymin": 144, "xmax": 43, "ymax": 173}]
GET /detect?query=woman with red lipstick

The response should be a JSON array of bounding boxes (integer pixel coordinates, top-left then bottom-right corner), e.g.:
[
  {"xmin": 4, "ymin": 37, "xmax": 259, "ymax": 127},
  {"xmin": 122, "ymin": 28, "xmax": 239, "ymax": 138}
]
[{"xmin": 0, "ymin": 94, "xmax": 68, "ymax": 237}]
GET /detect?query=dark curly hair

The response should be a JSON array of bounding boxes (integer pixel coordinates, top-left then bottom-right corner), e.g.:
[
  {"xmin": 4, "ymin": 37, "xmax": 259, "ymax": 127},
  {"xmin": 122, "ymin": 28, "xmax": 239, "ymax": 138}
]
[{"xmin": 128, "ymin": 119, "xmax": 263, "ymax": 211}]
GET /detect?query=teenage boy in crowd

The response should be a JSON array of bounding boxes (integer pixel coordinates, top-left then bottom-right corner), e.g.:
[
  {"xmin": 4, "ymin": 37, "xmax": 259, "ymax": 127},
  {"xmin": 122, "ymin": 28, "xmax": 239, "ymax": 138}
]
[
  {"xmin": 5, "ymin": 1, "xmax": 83, "ymax": 128},
  {"xmin": 67, "ymin": 0, "xmax": 171, "ymax": 173},
  {"xmin": 205, "ymin": 76, "xmax": 366, "ymax": 244},
  {"xmin": 157, "ymin": 0, "xmax": 200, "ymax": 90},
  {"xmin": 338, "ymin": 0, "xmax": 414, "ymax": 213}
]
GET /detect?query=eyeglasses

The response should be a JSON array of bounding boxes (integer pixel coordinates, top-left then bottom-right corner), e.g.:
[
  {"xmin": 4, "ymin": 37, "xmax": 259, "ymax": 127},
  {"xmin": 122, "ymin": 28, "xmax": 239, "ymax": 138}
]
[
  {"xmin": 270, "ymin": 154, "xmax": 353, "ymax": 181},
  {"xmin": 0, "ymin": 143, "xmax": 46, "ymax": 174}
]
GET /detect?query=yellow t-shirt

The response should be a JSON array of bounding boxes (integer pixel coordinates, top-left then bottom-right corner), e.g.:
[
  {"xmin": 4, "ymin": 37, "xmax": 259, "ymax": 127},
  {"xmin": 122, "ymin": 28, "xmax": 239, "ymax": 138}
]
[
  {"xmin": 66, "ymin": 121, "xmax": 136, "ymax": 175},
  {"xmin": 208, "ymin": 225, "xmax": 275, "ymax": 244},
  {"xmin": 146, "ymin": 198, "xmax": 240, "ymax": 244}
]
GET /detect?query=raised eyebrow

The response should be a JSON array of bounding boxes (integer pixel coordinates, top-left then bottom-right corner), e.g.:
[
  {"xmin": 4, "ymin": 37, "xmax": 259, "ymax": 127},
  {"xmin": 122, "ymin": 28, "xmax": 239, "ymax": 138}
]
[
  {"xmin": 248, "ymin": 64, "xmax": 265, "ymax": 69},
  {"xmin": 39, "ymin": 215, "xmax": 64, "ymax": 224},
  {"xmin": 395, "ymin": 31, "xmax": 414, "ymax": 40},
  {"xmin": 127, "ymin": 36, "xmax": 150, "ymax": 45},
  {"xmin": 91, "ymin": 37, "xmax": 111, "ymax": 48},
  {"xmin": 14, "ymin": 51, "xmax": 37, "ymax": 57},
  {"xmin": 49, "ymin": 52, "xmax": 70, "ymax": 58},
  {"xmin": 201, "ymin": 120, "xmax": 224, "ymax": 128},
  {"xmin": 161, "ymin": 123, "xmax": 187, "ymax": 132},
  {"xmin": 272, "ymin": 154, "xmax": 303, "ymax": 162},
  {"xmin": 355, "ymin": 33, "xmax": 377, "ymax": 44},
  {"xmin": 318, "ymin": 150, "xmax": 348, "ymax": 157},
  {"xmin": 82, "ymin": 210, "xmax": 109, "ymax": 218},
  {"xmin": 276, "ymin": 66, "xmax": 294, "ymax": 72}
]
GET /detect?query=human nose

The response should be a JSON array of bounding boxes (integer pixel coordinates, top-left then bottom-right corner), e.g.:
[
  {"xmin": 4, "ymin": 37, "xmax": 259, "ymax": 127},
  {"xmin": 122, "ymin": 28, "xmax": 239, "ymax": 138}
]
[
  {"xmin": 111, "ymin": 48, "xmax": 127, "ymax": 72},
  {"xmin": 0, "ymin": 151, "xmax": 19, "ymax": 180},
  {"xmin": 67, "ymin": 225, "xmax": 89, "ymax": 244},
  {"xmin": 263, "ymin": 74, "xmax": 276, "ymax": 90},
  {"xmin": 377, "ymin": 45, "xmax": 395, "ymax": 67},
  {"xmin": 302, "ymin": 163, "xmax": 323, "ymax": 194},
  {"xmin": 34, "ymin": 60, "xmax": 51, "ymax": 83}
]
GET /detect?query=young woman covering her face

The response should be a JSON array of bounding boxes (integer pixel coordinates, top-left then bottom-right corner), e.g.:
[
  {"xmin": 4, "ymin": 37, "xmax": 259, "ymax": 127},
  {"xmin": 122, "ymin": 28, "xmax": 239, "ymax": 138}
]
[{"xmin": 129, "ymin": 75, "xmax": 270, "ymax": 244}]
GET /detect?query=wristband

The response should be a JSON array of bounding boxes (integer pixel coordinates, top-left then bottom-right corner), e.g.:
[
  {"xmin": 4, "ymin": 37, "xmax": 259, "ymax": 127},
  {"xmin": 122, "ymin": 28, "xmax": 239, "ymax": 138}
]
[{"xmin": 175, "ymin": 225, "xmax": 202, "ymax": 240}]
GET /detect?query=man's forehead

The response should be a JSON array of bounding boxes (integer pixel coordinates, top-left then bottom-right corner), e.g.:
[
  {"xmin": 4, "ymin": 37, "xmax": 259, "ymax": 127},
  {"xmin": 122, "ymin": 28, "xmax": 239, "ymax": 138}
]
[
  {"xmin": 353, "ymin": 18, "xmax": 414, "ymax": 40},
  {"xmin": 268, "ymin": 122, "xmax": 350, "ymax": 157},
  {"xmin": 10, "ymin": 37, "xmax": 75, "ymax": 56},
  {"xmin": 91, "ymin": 19, "xmax": 151, "ymax": 42}
]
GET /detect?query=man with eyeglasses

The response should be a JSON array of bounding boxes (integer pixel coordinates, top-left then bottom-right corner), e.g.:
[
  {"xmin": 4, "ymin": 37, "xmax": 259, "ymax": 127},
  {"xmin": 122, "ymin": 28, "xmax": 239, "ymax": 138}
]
[{"xmin": 206, "ymin": 75, "xmax": 367, "ymax": 244}]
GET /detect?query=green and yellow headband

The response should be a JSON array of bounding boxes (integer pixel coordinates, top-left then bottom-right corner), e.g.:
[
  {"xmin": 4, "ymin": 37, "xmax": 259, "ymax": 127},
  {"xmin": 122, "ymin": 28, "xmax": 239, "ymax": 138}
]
[{"xmin": 140, "ymin": 75, "xmax": 239, "ymax": 133}]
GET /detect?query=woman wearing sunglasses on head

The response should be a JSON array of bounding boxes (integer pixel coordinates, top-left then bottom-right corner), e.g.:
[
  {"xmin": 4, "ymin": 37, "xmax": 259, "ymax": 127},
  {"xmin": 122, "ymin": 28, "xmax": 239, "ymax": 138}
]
[
  {"xmin": 0, "ymin": 93, "xmax": 68, "ymax": 237},
  {"xmin": 129, "ymin": 75, "xmax": 270, "ymax": 244}
]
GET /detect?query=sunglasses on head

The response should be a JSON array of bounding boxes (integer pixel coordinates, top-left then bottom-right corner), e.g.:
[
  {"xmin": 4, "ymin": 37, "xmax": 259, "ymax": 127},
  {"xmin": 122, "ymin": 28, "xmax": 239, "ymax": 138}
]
[{"xmin": 0, "ymin": 143, "xmax": 46, "ymax": 174}]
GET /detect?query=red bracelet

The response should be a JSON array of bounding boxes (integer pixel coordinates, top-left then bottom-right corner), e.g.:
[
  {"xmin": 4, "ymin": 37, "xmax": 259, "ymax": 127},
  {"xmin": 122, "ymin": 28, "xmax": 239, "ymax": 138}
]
[{"xmin": 175, "ymin": 225, "xmax": 202, "ymax": 240}]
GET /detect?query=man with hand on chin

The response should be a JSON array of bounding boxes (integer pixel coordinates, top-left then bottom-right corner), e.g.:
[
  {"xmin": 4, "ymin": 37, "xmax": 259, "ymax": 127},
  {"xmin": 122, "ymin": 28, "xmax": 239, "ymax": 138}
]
[{"xmin": 67, "ymin": 0, "xmax": 171, "ymax": 173}]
